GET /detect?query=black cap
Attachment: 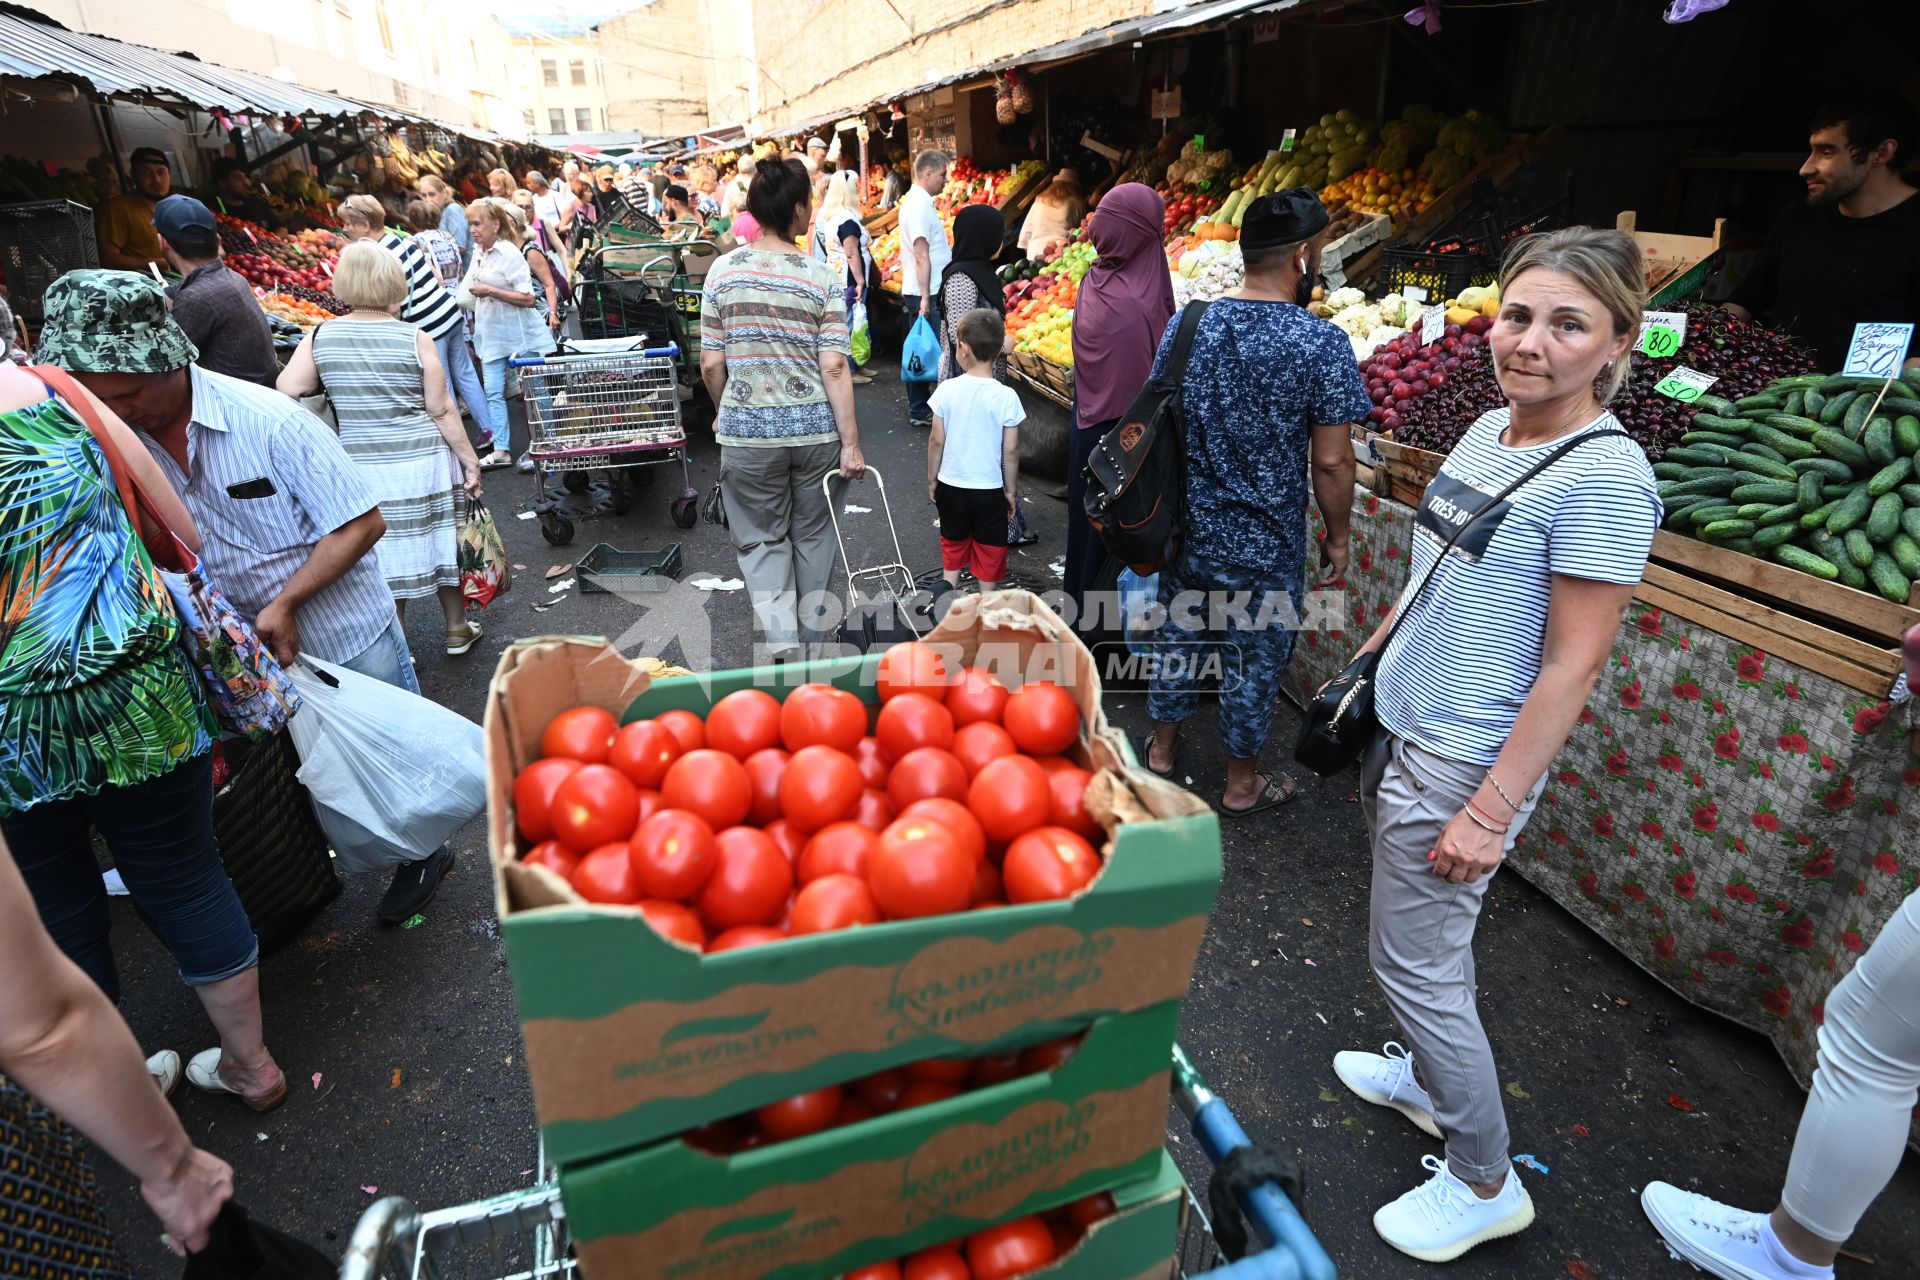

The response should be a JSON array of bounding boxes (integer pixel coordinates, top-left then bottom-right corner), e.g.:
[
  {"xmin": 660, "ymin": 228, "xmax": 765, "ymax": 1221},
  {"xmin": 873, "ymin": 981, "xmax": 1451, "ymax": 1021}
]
[
  {"xmin": 129, "ymin": 146, "xmax": 168, "ymax": 170},
  {"xmin": 153, "ymin": 194, "xmax": 218, "ymax": 256},
  {"xmin": 1240, "ymin": 187, "xmax": 1331, "ymax": 251}
]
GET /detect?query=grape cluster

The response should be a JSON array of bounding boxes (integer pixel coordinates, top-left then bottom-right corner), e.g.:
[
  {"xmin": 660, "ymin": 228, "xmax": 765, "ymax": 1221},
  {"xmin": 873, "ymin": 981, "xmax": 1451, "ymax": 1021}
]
[{"xmin": 272, "ymin": 284, "xmax": 350, "ymax": 316}]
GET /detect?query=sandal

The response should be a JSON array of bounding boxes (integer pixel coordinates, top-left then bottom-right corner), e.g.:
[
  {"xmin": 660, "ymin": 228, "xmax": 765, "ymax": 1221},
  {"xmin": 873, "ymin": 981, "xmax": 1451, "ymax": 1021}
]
[
  {"xmin": 1137, "ymin": 729, "xmax": 1181, "ymax": 778},
  {"xmin": 446, "ymin": 621, "xmax": 484, "ymax": 656},
  {"xmin": 1220, "ymin": 771, "xmax": 1298, "ymax": 818},
  {"xmin": 185, "ymin": 1049, "xmax": 287, "ymax": 1113}
]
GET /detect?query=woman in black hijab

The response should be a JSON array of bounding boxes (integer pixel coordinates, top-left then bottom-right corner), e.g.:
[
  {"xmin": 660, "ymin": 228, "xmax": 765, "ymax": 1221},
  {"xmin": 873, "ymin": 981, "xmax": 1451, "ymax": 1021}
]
[{"xmin": 937, "ymin": 204, "xmax": 1008, "ymax": 381}]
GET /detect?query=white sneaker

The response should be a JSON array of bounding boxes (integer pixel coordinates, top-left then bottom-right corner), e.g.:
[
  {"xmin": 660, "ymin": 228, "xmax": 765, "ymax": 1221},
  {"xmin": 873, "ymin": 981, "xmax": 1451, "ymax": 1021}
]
[
  {"xmin": 1374, "ymin": 1154, "xmax": 1534, "ymax": 1262},
  {"xmin": 1333, "ymin": 1041, "xmax": 1442, "ymax": 1138},
  {"xmin": 148, "ymin": 1049, "xmax": 181, "ymax": 1099},
  {"xmin": 1640, "ymin": 1182, "xmax": 1831, "ymax": 1280}
]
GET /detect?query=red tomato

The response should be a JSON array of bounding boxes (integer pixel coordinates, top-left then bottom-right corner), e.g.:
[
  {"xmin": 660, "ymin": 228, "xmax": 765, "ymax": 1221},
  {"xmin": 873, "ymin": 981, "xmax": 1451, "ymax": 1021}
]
[
  {"xmin": 780, "ymin": 745, "xmax": 865, "ymax": 832},
  {"xmin": 1002, "ymin": 682, "xmax": 1080, "ymax": 755},
  {"xmin": 541, "ymin": 705, "xmax": 618, "ymax": 763},
  {"xmin": 845, "ymin": 1264, "xmax": 902, "ymax": 1280},
  {"xmin": 764, "ymin": 819, "xmax": 805, "ymax": 864},
  {"xmin": 876, "ymin": 640, "xmax": 951, "ymax": 701},
  {"xmin": 971, "ymin": 857, "xmax": 1003, "ymax": 905},
  {"xmin": 513, "ymin": 757, "xmax": 582, "ymax": 843},
  {"xmin": 946, "ymin": 667, "xmax": 1008, "ymax": 725},
  {"xmin": 742, "ymin": 748, "xmax": 789, "ymax": 826},
  {"xmin": 967, "ymin": 1216, "xmax": 1057, "ymax": 1280},
  {"xmin": 636, "ymin": 898, "xmax": 706, "ymax": 949},
  {"xmin": 885, "ymin": 747, "xmax": 968, "ymax": 809},
  {"xmin": 654, "ymin": 708, "xmax": 706, "ymax": 754},
  {"xmin": 790, "ymin": 873, "xmax": 882, "ymax": 934},
  {"xmin": 903, "ymin": 1057, "xmax": 971, "ymax": 1086},
  {"xmin": 896, "ymin": 1081, "xmax": 962, "ymax": 1110},
  {"xmin": 854, "ymin": 1070, "xmax": 906, "ymax": 1114},
  {"xmin": 631, "ymin": 789, "xmax": 665, "ymax": 832},
  {"xmin": 875, "ymin": 692, "xmax": 955, "ymax": 759},
  {"xmin": 521, "ymin": 839, "xmax": 578, "ymax": 880},
  {"xmin": 550, "ymin": 765, "xmax": 641, "ymax": 853},
  {"xmin": 1030, "ymin": 755, "xmax": 1079, "ymax": 774},
  {"xmin": 661, "ymin": 749, "xmax": 753, "ymax": 830},
  {"xmin": 1003, "ymin": 827, "xmax": 1102, "ymax": 902},
  {"xmin": 682, "ymin": 1117, "xmax": 746, "ymax": 1154},
  {"xmin": 1019, "ymin": 1035, "xmax": 1081, "ymax": 1075},
  {"xmin": 1064, "ymin": 1192, "xmax": 1117, "ymax": 1231},
  {"xmin": 696, "ymin": 826, "xmax": 793, "ymax": 928},
  {"xmin": 706, "ymin": 924, "xmax": 786, "ymax": 953},
  {"xmin": 1048, "ymin": 767, "xmax": 1102, "ymax": 841},
  {"xmin": 705, "ymin": 689, "xmax": 783, "ymax": 759},
  {"xmin": 608, "ymin": 720, "xmax": 679, "ymax": 789},
  {"xmin": 833, "ymin": 1096, "xmax": 875, "ymax": 1128},
  {"xmin": 853, "ymin": 736, "xmax": 894, "ymax": 789},
  {"xmin": 903, "ymin": 1246, "xmax": 970, "ymax": 1280},
  {"xmin": 967, "ymin": 756, "xmax": 1052, "ymax": 843},
  {"xmin": 951, "ymin": 721, "xmax": 1017, "ymax": 777},
  {"xmin": 570, "ymin": 842, "xmax": 642, "ymax": 904},
  {"xmin": 629, "ymin": 809, "xmax": 717, "ymax": 900},
  {"xmin": 970, "ymin": 1052, "xmax": 1022, "ymax": 1089},
  {"xmin": 797, "ymin": 821, "xmax": 878, "ymax": 882},
  {"xmin": 897, "ymin": 798, "xmax": 986, "ymax": 864},
  {"xmin": 755, "ymin": 1086, "xmax": 842, "ymax": 1142},
  {"xmin": 870, "ymin": 817, "xmax": 975, "ymax": 918},
  {"xmin": 854, "ymin": 788, "xmax": 896, "ymax": 833},
  {"xmin": 780, "ymin": 683, "xmax": 867, "ymax": 753}
]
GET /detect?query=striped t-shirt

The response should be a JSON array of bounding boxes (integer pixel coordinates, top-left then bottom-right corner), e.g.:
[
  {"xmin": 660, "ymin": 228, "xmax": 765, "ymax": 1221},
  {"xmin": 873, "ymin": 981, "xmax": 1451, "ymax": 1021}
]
[
  {"xmin": 700, "ymin": 247, "xmax": 849, "ymax": 448},
  {"xmin": 380, "ymin": 231, "xmax": 463, "ymax": 342},
  {"xmin": 1374, "ymin": 408, "xmax": 1660, "ymax": 766}
]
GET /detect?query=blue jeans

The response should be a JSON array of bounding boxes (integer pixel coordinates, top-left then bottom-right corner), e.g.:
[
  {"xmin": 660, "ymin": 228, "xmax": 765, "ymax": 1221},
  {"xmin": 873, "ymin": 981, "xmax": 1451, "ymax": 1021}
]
[
  {"xmin": 483, "ymin": 350, "xmax": 556, "ymax": 457},
  {"xmin": 1145, "ymin": 549, "xmax": 1303, "ymax": 760},
  {"xmin": 336, "ymin": 613, "xmax": 420, "ymax": 695},
  {"xmin": 4, "ymin": 752, "xmax": 258, "ymax": 999},
  {"xmin": 902, "ymin": 293, "xmax": 939, "ymax": 422},
  {"xmin": 435, "ymin": 329, "xmax": 492, "ymax": 445}
]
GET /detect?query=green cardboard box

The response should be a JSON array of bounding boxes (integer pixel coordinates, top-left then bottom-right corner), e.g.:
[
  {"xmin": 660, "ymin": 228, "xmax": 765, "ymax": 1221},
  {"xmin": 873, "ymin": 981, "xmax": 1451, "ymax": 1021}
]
[
  {"xmin": 1030, "ymin": 1151, "xmax": 1184, "ymax": 1280},
  {"xmin": 485, "ymin": 594, "xmax": 1223, "ymax": 1167},
  {"xmin": 559, "ymin": 1002, "xmax": 1182, "ymax": 1280}
]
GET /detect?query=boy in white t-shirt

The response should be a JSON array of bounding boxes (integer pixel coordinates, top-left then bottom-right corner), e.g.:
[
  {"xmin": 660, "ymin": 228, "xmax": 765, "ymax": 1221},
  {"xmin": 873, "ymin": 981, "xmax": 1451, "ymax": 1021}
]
[{"xmin": 927, "ymin": 309, "xmax": 1025, "ymax": 589}]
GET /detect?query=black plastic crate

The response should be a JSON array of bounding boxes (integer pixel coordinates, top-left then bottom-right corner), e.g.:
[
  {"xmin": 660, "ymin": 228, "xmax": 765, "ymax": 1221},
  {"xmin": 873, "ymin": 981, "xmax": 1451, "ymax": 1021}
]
[
  {"xmin": 0, "ymin": 200, "xmax": 97, "ymax": 320},
  {"xmin": 1376, "ymin": 181, "xmax": 1572, "ymax": 300}
]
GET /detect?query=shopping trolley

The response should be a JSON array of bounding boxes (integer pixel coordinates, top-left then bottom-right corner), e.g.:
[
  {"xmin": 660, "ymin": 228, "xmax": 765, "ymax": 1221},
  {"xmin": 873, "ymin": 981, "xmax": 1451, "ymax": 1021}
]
[
  {"xmin": 508, "ymin": 337, "xmax": 699, "ymax": 546},
  {"xmin": 337, "ymin": 1045, "xmax": 1336, "ymax": 1279},
  {"xmin": 573, "ymin": 240, "xmax": 717, "ymax": 423},
  {"xmin": 823, "ymin": 467, "xmax": 929, "ymax": 652}
]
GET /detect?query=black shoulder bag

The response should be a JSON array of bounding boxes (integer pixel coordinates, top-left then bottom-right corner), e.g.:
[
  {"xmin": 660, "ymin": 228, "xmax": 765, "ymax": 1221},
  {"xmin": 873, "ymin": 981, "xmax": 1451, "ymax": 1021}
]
[{"xmin": 1293, "ymin": 428, "xmax": 1629, "ymax": 777}]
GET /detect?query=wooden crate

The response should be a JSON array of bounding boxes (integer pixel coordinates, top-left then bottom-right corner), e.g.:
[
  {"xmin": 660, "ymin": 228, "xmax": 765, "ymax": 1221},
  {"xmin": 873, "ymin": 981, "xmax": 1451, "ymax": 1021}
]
[
  {"xmin": 1640, "ymin": 532, "xmax": 1920, "ymax": 695},
  {"xmin": 1617, "ymin": 210, "xmax": 1724, "ymax": 306},
  {"xmin": 1010, "ymin": 363, "xmax": 1071, "ymax": 411},
  {"xmin": 1371, "ymin": 437, "xmax": 1445, "ymax": 508},
  {"xmin": 1035, "ymin": 354, "xmax": 1075, "ymax": 403}
]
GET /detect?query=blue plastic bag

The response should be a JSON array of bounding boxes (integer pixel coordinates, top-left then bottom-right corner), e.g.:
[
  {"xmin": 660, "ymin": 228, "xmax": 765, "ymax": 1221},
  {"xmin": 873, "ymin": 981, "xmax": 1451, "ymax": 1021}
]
[
  {"xmin": 902, "ymin": 315, "xmax": 941, "ymax": 382},
  {"xmin": 1118, "ymin": 569, "xmax": 1161, "ymax": 657}
]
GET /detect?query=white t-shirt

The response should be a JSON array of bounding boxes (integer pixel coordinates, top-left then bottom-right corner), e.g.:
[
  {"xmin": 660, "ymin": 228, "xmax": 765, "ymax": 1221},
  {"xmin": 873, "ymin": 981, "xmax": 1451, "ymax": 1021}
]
[
  {"xmin": 930, "ymin": 374, "xmax": 1024, "ymax": 489},
  {"xmin": 897, "ymin": 185, "xmax": 950, "ymax": 298},
  {"xmin": 1374, "ymin": 408, "xmax": 1660, "ymax": 766}
]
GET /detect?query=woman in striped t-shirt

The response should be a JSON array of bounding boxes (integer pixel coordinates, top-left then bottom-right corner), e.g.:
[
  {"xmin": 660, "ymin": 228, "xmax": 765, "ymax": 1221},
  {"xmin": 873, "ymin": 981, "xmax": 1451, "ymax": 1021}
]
[{"xmin": 1330, "ymin": 228, "xmax": 1662, "ymax": 1263}]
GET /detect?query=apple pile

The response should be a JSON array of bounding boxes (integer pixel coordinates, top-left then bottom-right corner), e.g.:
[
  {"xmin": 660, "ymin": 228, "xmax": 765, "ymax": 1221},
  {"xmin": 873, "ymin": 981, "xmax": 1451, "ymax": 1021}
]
[
  {"xmin": 512, "ymin": 642, "xmax": 1109, "ymax": 953},
  {"xmin": 1357, "ymin": 313, "xmax": 1494, "ymax": 435}
]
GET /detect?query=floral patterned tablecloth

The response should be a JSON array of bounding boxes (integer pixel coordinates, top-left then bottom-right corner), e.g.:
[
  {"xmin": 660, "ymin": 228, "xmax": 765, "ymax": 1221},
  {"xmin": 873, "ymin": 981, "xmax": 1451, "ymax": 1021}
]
[{"xmin": 1286, "ymin": 492, "xmax": 1920, "ymax": 1101}]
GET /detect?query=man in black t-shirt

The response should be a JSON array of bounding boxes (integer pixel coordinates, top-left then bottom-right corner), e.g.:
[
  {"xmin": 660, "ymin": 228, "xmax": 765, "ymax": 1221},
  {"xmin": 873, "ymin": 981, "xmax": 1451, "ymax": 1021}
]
[{"xmin": 1727, "ymin": 98, "xmax": 1920, "ymax": 371}]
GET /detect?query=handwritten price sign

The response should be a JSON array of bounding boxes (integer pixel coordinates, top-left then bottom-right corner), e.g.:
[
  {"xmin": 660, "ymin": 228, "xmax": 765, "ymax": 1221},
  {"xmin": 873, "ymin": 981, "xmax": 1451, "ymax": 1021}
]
[
  {"xmin": 1841, "ymin": 322, "xmax": 1915, "ymax": 378},
  {"xmin": 1653, "ymin": 366, "xmax": 1717, "ymax": 403},
  {"xmin": 1420, "ymin": 305, "xmax": 1446, "ymax": 346},
  {"xmin": 1639, "ymin": 310, "xmax": 1686, "ymax": 358}
]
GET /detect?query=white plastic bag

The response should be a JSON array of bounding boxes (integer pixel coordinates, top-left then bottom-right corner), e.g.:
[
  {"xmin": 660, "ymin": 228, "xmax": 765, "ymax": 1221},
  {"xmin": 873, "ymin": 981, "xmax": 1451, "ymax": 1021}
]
[
  {"xmin": 286, "ymin": 656, "xmax": 486, "ymax": 874},
  {"xmin": 1118, "ymin": 569, "xmax": 1161, "ymax": 658}
]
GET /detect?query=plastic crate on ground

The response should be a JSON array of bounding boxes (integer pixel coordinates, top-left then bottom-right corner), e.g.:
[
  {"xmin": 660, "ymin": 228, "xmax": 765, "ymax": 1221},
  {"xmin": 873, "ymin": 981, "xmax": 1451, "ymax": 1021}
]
[{"xmin": 0, "ymin": 199, "xmax": 97, "ymax": 319}]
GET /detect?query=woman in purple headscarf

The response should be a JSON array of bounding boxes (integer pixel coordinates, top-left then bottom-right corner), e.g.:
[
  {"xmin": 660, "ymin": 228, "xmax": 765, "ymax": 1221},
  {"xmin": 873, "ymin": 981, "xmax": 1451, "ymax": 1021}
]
[{"xmin": 1064, "ymin": 183, "xmax": 1175, "ymax": 621}]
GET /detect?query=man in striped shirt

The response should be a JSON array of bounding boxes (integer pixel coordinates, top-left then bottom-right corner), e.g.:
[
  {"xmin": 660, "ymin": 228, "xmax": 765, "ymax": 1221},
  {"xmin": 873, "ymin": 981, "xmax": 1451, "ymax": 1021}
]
[
  {"xmin": 47, "ymin": 270, "xmax": 456, "ymax": 925},
  {"xmin": 338, "ymin": 196, "xmax": 507, "ymax": 469}
]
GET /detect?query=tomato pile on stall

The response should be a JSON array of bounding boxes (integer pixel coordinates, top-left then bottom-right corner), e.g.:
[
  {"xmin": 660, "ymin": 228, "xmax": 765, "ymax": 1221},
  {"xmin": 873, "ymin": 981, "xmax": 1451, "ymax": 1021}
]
[
  {"xmin": 214, "ymin": 213, "xmax": 351, "ymax": 320},
  {"xmin": 511, "ymin": 641, "xmax": 1105, "ymax": 950},
  {"xmin": 831, "ymin": 1196, "xmax": 1117, "ymax": 1280}
]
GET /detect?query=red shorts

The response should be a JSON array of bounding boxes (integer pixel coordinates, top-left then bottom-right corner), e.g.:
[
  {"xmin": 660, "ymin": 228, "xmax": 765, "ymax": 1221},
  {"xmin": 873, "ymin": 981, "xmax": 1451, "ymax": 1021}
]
[
  {"xmin": 935, "ymin": 481, "xmax": 1009, "ymax": 582},
  {"xmin": 940, "ymin": 535, "xmax": 1008, "ymax": 582}
]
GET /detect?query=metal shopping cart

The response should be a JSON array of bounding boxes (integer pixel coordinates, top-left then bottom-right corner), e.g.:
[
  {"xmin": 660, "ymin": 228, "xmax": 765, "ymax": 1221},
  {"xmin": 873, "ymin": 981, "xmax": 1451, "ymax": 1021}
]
[
  {"xmin": 337, "ymin": 1045, "xmax": 1337, "ymax": 1280},
  {"xmin": 573, "ymin": 240, "xmax": 717, "ymax": 418},
  {"xmin": 508, "ymin": 338, "xmax": 700, "ymax": 546}
]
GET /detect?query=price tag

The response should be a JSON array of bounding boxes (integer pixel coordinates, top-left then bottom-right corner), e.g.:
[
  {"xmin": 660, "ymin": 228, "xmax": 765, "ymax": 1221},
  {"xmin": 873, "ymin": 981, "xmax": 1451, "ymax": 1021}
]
[
  {"xmin": 1193, "ymin": 134, "xmax": 1205, "ymax": 154},
  {"xmin": 1420, "ymin": 304, "xmax": 1446, "ymax": 346},
  {"xmin": 1196, "ymin": 179, "xmax": 1212, "ymax": 192},
  {"xmin": 1639, "ymin": 310, "xmax": 1686, "ymax": 357},
  {"xmin": 1653, "ymin": 366, "xmax": 1717, "ymax": 402},
  {"xmin": 1281, "ymin": 128, "xmax": 1297, "ymax": 153},
  {"xmin": 1402, "ymin": 283, "xmax": 1428, "ymax": 303},
  {"xmin": 1841, "ymin": 321, "xmax": 1915, "ymax": 378}
]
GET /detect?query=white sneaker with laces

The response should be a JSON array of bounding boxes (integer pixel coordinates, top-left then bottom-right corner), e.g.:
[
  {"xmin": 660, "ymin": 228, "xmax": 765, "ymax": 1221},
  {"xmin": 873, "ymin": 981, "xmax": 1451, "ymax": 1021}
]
[
  {"xmin": 1639, "ymin": 1182, "xmax": 1831, "ymax": 1280},
  {"xmin": 1333, "ymin": 1041, "xmax": 1442, "ymax": 1138},
  {"xmin": 1374, "ymin": 1154, "xmax": 1534, "ymax": 1262}
]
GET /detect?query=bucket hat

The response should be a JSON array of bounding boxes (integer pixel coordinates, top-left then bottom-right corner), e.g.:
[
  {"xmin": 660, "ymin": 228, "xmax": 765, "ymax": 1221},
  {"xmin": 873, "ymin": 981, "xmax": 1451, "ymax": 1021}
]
[{"xmin": 34, "ymin": 270, "xmax": 198, "ymax": 374}]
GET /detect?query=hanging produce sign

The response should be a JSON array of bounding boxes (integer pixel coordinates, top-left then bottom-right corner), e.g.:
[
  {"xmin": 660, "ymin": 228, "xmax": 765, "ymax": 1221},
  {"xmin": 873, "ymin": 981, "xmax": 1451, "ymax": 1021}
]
[{"xmin": 1840, "ymin": 322, "xmax": 1915, "ymax": 378}]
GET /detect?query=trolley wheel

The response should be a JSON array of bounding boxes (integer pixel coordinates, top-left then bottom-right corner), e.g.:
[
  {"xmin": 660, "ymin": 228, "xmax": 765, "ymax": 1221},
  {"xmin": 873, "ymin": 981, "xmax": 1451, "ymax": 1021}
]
[
  {"xmin": 562, "ymin": 471, "xmax": 592, "ymax": 495},
  {"xmin": 670, "ymin": 496, "xmax": 698, "ymax": 528},
  {"xmin": 541, "ymin": 514, "xmax": 575, "ymax": 546}
]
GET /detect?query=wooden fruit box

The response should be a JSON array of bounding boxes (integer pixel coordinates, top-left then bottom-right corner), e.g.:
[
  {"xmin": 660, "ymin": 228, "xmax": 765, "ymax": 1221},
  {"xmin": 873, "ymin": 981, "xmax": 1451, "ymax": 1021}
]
[
  {"xmin": 1371, "ymin": 437, "xmax": 1446, "ymax": 508},
  {"xmin": 1617, "ymin": 210, "xmax": 1725, "ymax": 307},
  {"xmin": 1010, "ymin": 362, "xmax": 1071, "ymax": 411},
  {"xmin": 1640, "ymin": 531, "xmax": 1920, "ymax": 695},
  {"xmin": 1035, "ymin": 353, "xmax": 1075, "ymax": 402}
]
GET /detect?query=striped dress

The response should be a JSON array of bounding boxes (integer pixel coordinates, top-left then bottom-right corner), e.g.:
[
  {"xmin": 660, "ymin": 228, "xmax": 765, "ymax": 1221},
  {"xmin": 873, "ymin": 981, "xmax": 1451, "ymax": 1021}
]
[{"xmin": 310, "ymin": 319, "xmax": 459, "ymax": 600}]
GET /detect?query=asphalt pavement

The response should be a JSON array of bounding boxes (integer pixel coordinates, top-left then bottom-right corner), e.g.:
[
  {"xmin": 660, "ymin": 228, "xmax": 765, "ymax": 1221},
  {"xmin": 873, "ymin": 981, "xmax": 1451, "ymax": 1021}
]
[{"xmin": 90, "ymin": 361, "xmax": 1917, "ymax": 1278}]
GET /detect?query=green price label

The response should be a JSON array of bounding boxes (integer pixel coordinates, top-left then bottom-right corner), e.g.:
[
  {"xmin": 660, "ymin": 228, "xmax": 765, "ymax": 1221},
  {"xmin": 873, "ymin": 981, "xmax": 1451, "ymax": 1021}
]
[
  {"xmin": 1196, "ymin": 178, "xmax": 1212, "ymax": 191},
  {"xmin": 1641, "ymin": 325, "xmax": 1681, "ymax": 359},
  {"xmin": 1654, "ymin": 375, "xmax": 1704, "ymax": 402},
  {"xmin": 1281, "ymin": 128, "xmax": 1298, "ymax": 153}
]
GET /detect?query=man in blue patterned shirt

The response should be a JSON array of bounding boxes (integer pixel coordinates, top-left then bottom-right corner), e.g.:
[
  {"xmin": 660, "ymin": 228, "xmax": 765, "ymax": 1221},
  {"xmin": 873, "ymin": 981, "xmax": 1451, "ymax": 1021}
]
[{"xmin": 1138, "ymin": 191, "xmax": 1367, "ymax": 816}]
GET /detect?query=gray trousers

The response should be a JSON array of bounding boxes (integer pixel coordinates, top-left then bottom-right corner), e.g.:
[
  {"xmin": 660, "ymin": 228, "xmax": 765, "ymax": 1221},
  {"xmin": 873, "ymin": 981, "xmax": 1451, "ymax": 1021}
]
[
  {"xmin": 1361, "ymin": 730, "xmax": 1542, "ymax": 1185},
  {"xmin": 720, "ymin": 441, "xmax": 840, "ymax": 652}
]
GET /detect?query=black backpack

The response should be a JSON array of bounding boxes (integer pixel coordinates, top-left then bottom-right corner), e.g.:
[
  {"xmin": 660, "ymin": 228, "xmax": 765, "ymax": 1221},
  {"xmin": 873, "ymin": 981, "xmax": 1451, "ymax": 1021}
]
[{"xmin": 1081, "ymin": 300, "xmax": 1210, "ymax": 575}]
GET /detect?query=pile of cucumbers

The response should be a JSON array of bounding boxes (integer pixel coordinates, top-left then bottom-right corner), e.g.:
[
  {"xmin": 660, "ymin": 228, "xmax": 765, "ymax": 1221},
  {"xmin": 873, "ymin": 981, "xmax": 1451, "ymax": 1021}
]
[{"xmin": 1656, "ymin": 369, "xmax": 1920, "ymax": 603}]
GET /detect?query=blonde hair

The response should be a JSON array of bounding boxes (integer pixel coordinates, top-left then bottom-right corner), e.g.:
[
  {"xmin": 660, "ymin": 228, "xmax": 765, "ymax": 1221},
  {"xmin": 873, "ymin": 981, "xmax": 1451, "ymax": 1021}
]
[
  {"xmin": 1498, "ymin": 227, "xmax": 1647, "ymax": 405},
  {"xmin": 817, "ymin": 170, "xmax": 860, "ymax": 220},
  {"xmin": 487, "ymin": 167, "xmax": 514, "ymax": 194},
  {"xmin": 1036, "ymin": 170, "xmax": 1084, "ymax": 209},
  {"xmin": 418, "ymin": 174, "xmax": 450, "ymax": 198},
  {"xmin": 466, "ymin": 197, "xmax": 523, "ymax": 247},
  {"xmin": 331, "ymin": 240, "xmax": 407, "ymax": 309},
  {"xmin": 338, "ymin": 194, "xmax": 386, "ymax": 231}
]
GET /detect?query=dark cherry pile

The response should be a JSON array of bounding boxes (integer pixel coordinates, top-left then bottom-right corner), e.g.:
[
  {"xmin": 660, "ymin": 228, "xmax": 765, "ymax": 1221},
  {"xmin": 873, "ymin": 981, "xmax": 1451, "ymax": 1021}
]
[
  {"xmin": 1361, "ymin": 315, "xmax": 1497, "ymax": 444},
  {"xmin": 1380, "ymin": 303, "xmax": 1817, "ymax": 460},
  {"xmin": 274, "ymin": 283, "xmax": 351, "ymax": 316}
]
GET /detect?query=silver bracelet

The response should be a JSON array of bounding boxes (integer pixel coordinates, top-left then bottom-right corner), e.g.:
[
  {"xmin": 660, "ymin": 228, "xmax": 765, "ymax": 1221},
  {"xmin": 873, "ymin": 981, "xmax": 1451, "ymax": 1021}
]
[
  {"xmin": 1462, "ymin": 804, "xmax": 1507, "ymax": 836},
  {"xmin": 1486, "ymin": 771, "xmax": 1523, "ymax": 813}
]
